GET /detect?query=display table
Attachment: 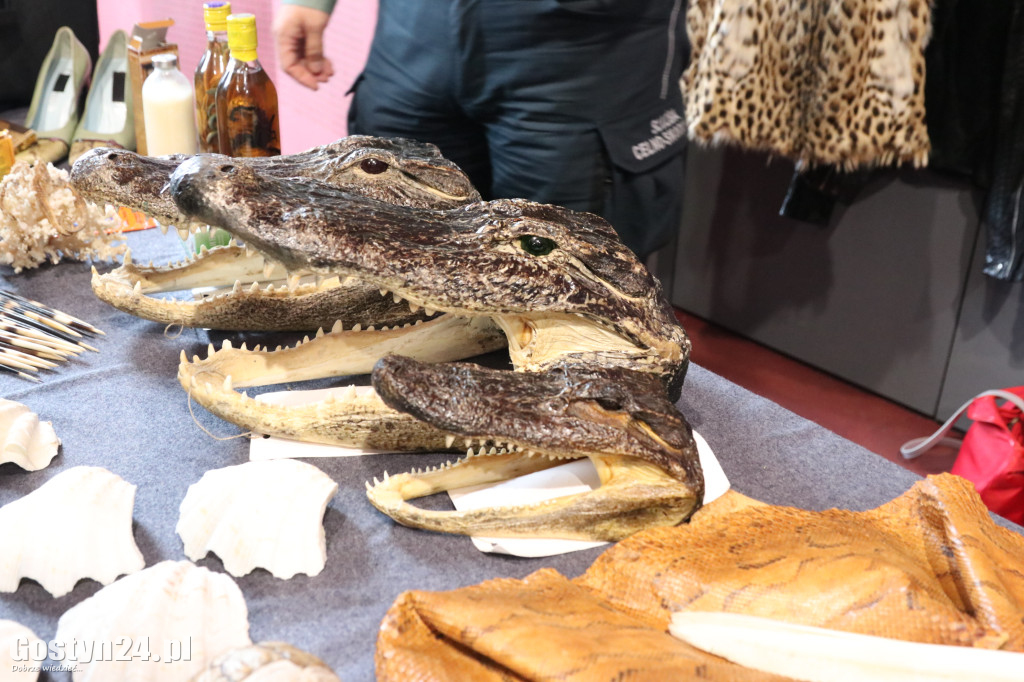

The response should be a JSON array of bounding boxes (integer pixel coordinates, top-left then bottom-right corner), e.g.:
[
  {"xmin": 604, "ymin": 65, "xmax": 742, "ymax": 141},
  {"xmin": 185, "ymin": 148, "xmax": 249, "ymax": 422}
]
[{"xmin": 0, "ymin": 227, "xmax": 1017, "ymax": 682}]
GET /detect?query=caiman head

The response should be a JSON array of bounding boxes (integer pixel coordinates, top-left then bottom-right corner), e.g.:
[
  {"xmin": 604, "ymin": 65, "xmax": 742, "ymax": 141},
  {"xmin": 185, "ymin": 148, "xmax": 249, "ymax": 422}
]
[
  {"xmin": 366, "ymin": 354, "xmax": 704, "ymax": 541},
  {"xmin": 171, "ymin": 155, "xmax": 691, "ymax": 401},
  {"xmin": 69, "ymin": 136, "xmax": 480, "ymax": 331}
]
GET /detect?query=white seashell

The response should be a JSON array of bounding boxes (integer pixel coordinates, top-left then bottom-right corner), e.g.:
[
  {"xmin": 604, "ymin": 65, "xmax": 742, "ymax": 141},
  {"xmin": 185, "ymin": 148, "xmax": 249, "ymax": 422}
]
[
  {"xmin": 192, "ymin": 642, "xmax": 342, "ymax": 681},
  {"xmin": 55, "ymin": 560, "xmax": 251, "ymax": 682},
  {"xmin": 0, "ymin": 466, "xmax": 144, "ymax": 596},
  {"xmin": 176, "ymin": 460, "xmax": 338, "ymax": 579},
  {"xmin": 0, "ymin": 399, "xmax": 60, "ymax": 471},
  {"xmin": 0, "ymin": 620, "xmax": 42, "ymax": 680}
]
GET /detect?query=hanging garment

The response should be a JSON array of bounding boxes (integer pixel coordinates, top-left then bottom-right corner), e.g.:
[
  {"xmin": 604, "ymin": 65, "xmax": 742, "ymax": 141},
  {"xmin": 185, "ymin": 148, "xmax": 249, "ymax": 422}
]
[{"xmin": 684, "ymin": 0, "xmax": 932, "ymax": 169}]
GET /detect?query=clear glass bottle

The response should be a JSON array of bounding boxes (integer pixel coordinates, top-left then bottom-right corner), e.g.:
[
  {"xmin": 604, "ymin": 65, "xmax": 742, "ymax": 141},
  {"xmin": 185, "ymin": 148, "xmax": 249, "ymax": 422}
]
[
  {"xmin": 194, "ymin": 1, "xmax": 231, "ymax": 153},
  {"xmin": 142, "ymin": 53, "xmax": 198, "ymax": 156},
  {"xmin": 216, "ymin": 13, "xmax": 281, "ymax": 157}
]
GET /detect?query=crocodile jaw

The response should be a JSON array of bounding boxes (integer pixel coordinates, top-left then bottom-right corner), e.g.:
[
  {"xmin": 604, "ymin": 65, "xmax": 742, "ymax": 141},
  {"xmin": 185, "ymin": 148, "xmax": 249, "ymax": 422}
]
[
  {"xmin": 176, "ymin": 315, "xmax": 506, "ymax": 446},
  {"xmin": 365, "ymin": 450, "xmax": 700, "ymax": 542},
  {"xmin": 92, "ymin": 243, "xmax": 441, "ymax": 332}
]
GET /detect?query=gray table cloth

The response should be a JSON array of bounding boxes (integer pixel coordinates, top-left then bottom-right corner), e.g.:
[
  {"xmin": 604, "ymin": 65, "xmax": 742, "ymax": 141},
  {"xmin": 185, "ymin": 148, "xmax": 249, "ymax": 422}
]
[{"xmin": 0, "ymin": 227, "xmax": 1012, "ymax": 682}]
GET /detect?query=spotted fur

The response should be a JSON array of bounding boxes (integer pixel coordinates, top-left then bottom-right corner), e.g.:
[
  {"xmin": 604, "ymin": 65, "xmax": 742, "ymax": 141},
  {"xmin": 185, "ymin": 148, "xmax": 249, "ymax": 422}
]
[{"xmin": 684, "ymin": 0, "xmax": 932, "ymax": 168}]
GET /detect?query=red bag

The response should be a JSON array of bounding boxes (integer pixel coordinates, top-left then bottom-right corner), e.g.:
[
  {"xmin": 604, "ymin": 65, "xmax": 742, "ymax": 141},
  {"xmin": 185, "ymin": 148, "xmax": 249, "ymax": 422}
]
[{"xmin": 902, "ymin": 388, "xmax": 1024, "ymax": 525}]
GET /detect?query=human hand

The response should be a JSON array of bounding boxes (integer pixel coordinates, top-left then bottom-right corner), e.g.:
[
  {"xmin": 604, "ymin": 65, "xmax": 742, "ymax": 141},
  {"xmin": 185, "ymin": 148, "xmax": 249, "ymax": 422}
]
[{"xmin": 272, "ymin": 5, "xmax": 335, "ymax": 90}]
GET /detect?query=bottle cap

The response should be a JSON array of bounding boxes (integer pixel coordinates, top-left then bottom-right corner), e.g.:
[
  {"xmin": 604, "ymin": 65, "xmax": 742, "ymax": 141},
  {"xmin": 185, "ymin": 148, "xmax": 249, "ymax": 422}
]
[
  {"xmin": 226, "ymin": 13, "xmax": 258, "ymax": 62},
  {"xmin": 204, "ymin": 2, "xmax": 231, "ymax": 32},
  {"xmin": 151, "ymin": 53, "xmax": 179, "ymax": 70}
]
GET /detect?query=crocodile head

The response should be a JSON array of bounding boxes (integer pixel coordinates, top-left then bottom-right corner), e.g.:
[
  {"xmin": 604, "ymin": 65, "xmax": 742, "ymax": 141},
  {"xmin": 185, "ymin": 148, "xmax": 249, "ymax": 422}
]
[
  {"xmin": 171, "ymin": 155, "xmax": 690, "ymax": 398},
  {"xmin": 366, "ymin": 354, "xmax": 703, "ymax": 541},
  {"xmin": 70, "ymin": 137, "xmax": 480, "ymax": 330}
]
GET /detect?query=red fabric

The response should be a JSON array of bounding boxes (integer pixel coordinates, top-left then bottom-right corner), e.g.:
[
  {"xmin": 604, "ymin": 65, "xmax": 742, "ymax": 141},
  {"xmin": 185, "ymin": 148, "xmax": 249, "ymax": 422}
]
[{"xmin": 952, "ymin": 387, "xmax": 1024, "ymax": 524}]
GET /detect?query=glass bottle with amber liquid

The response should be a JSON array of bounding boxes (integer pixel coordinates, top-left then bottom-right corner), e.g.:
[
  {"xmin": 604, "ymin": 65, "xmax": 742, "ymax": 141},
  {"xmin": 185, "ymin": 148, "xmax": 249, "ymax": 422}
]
[
  {"xmin": 216, "ymin": 13, "xmax": 281, "ymax": 157},
  {"xmin": 194, "ymin": 1, "xmax": 231, "ymax": 153}
]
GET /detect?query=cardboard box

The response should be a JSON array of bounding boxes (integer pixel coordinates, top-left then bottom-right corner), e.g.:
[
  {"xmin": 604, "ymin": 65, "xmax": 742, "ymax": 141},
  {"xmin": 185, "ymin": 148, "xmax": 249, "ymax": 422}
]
[{"xmin": 126, "ymin": 19, "xmax": 177, "ymax": 155}]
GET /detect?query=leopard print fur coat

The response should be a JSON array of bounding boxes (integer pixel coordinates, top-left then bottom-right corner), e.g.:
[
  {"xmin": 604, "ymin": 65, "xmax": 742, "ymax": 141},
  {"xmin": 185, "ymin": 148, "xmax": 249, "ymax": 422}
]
[{"xmin": 684, "ymin": 0, "xmax": 932, "ymax": 168}]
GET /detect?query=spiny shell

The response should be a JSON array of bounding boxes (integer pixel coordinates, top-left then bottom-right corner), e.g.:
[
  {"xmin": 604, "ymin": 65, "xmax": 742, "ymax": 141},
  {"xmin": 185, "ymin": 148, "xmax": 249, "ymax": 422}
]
[
  {"xmin": 0, "ymin": 620, "xmax": 43, "ymax": 680},
  {"xmin": 0, "ymin": 466, "xmax": 144, "ymax": 596},
  {"xmin": 55, "ymin": 560, "xmax": 252, "ymax": 682},
  {"xmin": 0, "ymin": 399, "xmax": 60, "ymax": 471},
  {"xmin": 192, "ymin": 642, "xmax": 342, "ymax": 681},
  {"xmin": 176, "ymin": 460, "xmax": 338, "ymax": 579}
]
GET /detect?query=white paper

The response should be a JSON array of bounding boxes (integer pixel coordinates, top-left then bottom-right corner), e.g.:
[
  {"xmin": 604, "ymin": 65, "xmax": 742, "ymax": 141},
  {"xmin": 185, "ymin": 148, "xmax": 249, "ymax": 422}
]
[{"xmin": 449, "ymin": 430, "xmax": 729, "ymax": 557}]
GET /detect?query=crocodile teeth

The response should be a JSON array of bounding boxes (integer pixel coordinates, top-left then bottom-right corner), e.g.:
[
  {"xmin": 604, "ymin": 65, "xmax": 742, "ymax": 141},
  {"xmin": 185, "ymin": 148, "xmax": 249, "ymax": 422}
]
[
  {"xmin": 231, "ymin": 280, "xmax": 242, "ymax": 293},
  {"xmin": 265, "ymin": 283, "xmax": 275, "ymax": 293},
  {"xmin": 177, "ymin": 226, "xmax": 189, "ymax": 240},
  {"xmin": 132, "ymin": 281, "xmax": 141, "ymax": 295},
  {"xmin": 444, "ymin": 435, "xmax": 456, "ymax": 448},
  {"xmin": 392, "ymin": 292, "xmax": 403, "ymax": 304},
  {"xmin": 158, "ymin": 222, "xmax": 169, "ymax": 235},
  {"xmin": 179, "ymin": 350, "xmax": 187, "ymax": 363},
  {"xmin": 464, "ymin": 438, "xmax": 472, "ymax": 447},
  {"xmin": 239, "ymin": 342, "xmax": 247, "ymax": 351},
  {"xmin": 246, "ymin": 246, "xmax": 257, "ymax": 258},
  {"xmin": 424, "ymin": 307, "xmax": 437, "ymax": 316},
  {"xmin": 263, "ymin": 262, "xmax": 275, "ymax": 279},
  {"xmin": 352, "ymin": 324, "xmax": 362, "ymax": 332},
  {"xmin": 207, "ymin": 343, "xmax": 215, "ymax": 355},
  {"xmin": 249, "ymin": 282, "xmax": 259, "ymax": 293},
  {"xmin": 331, "ymin": 320, "xmax": 343, "ymax": 334},
  {"xmin": 379, "ymin": 288, "xmax": 388, "ymax": 297},
  {"xmin": 465, "ymin": 448, "xmax": 473, "ymax": 456},
  {"xmin": 223, "ymin": 375, "xmax": 233, "ymax": 391},
  {"xmin": 288, "ymin": 275, "xmax": 300, "ymax": 291},
  {"xmin": 315, "ymin": 327, "xmax": 325, "ymax": 339},
  {"xmin": 408, "ymin": 302, "xmax": 421, "ymax": 313},
  {"xmin": 222, "ymin": 339, "xmax": 232, "ymax": 350},
  {"xmin": 123, "ymin": 248, "xmax": 132, "ymax": 265}
]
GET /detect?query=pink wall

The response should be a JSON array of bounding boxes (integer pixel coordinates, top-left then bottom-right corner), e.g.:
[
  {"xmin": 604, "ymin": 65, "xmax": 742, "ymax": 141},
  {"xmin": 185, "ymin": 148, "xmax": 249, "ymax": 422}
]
[{"xmin": 96, "ymin": 0, "xmax": 377, "ymax": 153}]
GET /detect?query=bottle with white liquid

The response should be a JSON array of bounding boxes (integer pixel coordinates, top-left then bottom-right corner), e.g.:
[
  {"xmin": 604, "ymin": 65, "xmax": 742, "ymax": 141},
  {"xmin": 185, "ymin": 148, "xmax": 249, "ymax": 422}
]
[{"xmin": 142, "ymin": 53, "xmax": 198, "ymax": 156}]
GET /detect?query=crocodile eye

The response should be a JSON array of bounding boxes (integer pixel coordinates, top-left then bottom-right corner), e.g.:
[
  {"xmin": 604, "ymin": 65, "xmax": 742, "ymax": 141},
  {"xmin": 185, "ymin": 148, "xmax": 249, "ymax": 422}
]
[
  {"xmin": 519, "ymin": 235, "xmax": 556, "ymax": 256},
  {"xmin": 595, "ymin": 397, "xmax": 623, "ymax": 411},
  {"xmin": 359, "ymin": 158, "xmax": 389, "ymax": 174}
]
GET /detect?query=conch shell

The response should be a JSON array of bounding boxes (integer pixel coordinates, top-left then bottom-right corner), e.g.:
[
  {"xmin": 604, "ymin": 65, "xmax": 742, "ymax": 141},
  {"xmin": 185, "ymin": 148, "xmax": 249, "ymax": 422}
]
[
  {"xmin": 176, "ymin": 460, "xmax": 338, "ymax": 579},
  {"xmin": 0, "ymin": 466, "xmax": 144, "ymax": 596},
  {"xmin": 55, "ymin": 560, "xmax": 252, "ymax": 682},
  {"xmin": 0, "ymin": 399, "xmax": 60, "ymax": 471},
  {"xmin": 192, "ymin": 642, "xmax": 342, "ymax": 681},
  {"xmin": 0, "ymin": 620, "xmax": 43, "ymax": 680}
]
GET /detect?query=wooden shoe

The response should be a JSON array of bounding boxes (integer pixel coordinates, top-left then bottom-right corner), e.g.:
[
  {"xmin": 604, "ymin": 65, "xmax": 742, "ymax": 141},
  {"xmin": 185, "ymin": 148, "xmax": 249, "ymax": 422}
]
[
  {"xmin": 69, "ymin": 30, "xmax": 136, "ymax": 166},
  {"xmin": 17, "ymin": 26, "xmax": 92, "ymax": 165}
]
